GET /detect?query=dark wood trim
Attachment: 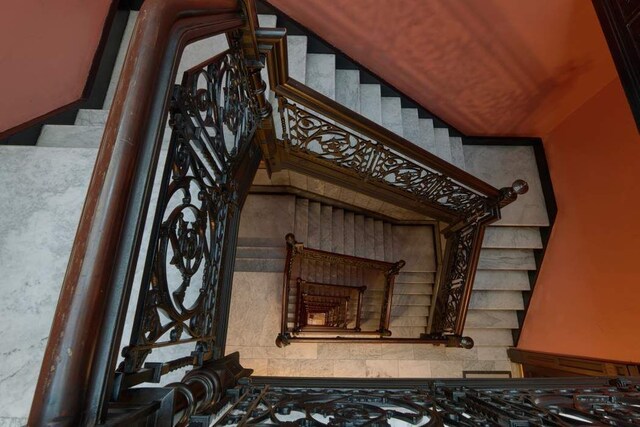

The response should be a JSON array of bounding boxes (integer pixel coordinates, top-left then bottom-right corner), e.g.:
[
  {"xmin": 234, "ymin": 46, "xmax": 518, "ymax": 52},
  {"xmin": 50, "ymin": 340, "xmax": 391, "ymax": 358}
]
[
  {"xmin": 0, "ymin": 1, "xmax": 130, "ymax": 144},
  {"xmin": 508, "ymin": 348, "xmax": 640, "ymax": 377},
  {"xmin": 255, "ymin": 0, "xmax": 466, "ymax": 136},
  {"xmin": 592, "ymin": 0, "xmax": 640, "ymax": 133},
  {"xmin": 463, "ymin": 136, "xmax": 557, "ymax": 347}
]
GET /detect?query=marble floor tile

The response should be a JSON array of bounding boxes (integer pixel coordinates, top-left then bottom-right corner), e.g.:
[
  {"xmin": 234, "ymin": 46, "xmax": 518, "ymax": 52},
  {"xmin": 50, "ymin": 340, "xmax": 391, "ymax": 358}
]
[
  {"xmin": 333, "ymin": 360, "xmax": 366, "ymax": 377},
  {"xmin": 285, "ymin": 343, "xmax": 318, "ymax": 360},
  {"xmin": 463, "ymin": 145, "xmax": 548, "ymax": 226},
  {"xmin": 366, "ymin": 360, "xmax": 399, "ymax": 378},
  {"xmin": 398, "ymin": 360, "xmax": 431, "ymax": 378}
]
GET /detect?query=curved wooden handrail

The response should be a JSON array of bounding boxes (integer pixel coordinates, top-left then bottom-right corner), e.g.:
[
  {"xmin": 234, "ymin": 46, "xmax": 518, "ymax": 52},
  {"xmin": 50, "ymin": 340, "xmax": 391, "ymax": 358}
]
[
  {"xmin": 256, "ymin": 29, "xmax": 501, "ymax": 201},
  {"xmin": 28, "ymin": 0, "xmax": 245, "ymax": 425}
]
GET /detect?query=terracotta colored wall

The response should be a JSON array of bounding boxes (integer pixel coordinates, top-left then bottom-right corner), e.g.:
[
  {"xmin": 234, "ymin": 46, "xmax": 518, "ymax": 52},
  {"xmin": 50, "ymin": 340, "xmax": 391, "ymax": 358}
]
[
  {"xmin": 517, "ymin": 78, "xmax": 640, "ymax": 361},
  {"xmin": 0, "ymin": 0, "xmax": 113, "ymax": 134},
  {"xmin": 269, "ymin": 0, "xmax": 616, "ymax": 136}
]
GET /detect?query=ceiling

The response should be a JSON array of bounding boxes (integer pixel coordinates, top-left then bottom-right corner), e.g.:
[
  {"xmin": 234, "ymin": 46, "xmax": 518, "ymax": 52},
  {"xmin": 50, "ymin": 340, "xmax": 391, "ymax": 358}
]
[{"xmin": 268, "ymin": 0, "xmax": 618, "ymax": 137}]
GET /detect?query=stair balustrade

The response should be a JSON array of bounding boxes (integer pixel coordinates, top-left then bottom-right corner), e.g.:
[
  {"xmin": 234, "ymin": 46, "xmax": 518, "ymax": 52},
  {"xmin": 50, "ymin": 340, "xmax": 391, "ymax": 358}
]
[
  {"xmin": 27, "ymin": 0, "xmax": 530, "ymax": 423},
  {"xmin": 277, "ymin": 233, "xmax": 404, "ymax": 346},
  {"xmin": 257, "ymin": 28, "xmax": 529, "ymax": 348}
]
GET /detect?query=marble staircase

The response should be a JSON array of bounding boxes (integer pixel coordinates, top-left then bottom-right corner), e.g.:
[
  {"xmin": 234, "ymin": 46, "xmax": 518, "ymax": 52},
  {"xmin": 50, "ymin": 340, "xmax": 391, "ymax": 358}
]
[
  {"xmin": 0, "ymin": 9, "xmax": 552, "ymax": 423},
  {"xmin": 235, "ymin": 193, "xmax": 437, "ymax": 337}
]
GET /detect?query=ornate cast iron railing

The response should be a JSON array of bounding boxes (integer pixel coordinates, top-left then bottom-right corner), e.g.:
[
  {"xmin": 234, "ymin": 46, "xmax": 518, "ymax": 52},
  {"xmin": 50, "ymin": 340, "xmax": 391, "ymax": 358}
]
[
  {"xmin": 216, "ymin": 376, "xmax": 640, "ymax": 425},
  {"xmin": 28, "ymin": 0, "xmax": 277, "ymax": 424},
  {"xmin": 277, "ymin": 233, "xmax": 406, "ymax": 346},
  {"xmin": 257, "ymin": 29, "xmax": 528, "ymax": 348},
  {"xmin": 295, "ymin": 279, "xmax": 367, "ymax": 331}
]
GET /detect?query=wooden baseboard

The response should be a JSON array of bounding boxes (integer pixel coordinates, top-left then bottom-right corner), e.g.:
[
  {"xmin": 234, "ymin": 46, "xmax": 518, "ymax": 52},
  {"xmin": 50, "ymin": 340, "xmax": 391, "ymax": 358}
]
[{"xmin": 508, "ymin": 348, "xmax": 640, "ymax": 377}]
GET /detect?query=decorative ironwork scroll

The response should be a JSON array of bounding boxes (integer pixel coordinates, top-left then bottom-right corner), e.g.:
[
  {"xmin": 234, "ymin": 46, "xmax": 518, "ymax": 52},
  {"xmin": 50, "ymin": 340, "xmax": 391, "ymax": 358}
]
[
  {"xmin": 431, "ymin": 225, "xmax": 479, "ymax": 335},
  {"xmin": 121, "ymin": 33, "xmax": 259, "ymax": 373},
  {"xmin": 278, "ymin": 97, "xmax": 489, "ymax": 217},
  {"xmin": 215, "ymin": 379, "xmax": 640, "ymax": 426}
]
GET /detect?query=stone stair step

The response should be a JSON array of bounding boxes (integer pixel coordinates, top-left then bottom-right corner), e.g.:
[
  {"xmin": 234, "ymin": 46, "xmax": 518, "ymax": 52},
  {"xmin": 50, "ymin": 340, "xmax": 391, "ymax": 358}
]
[
  {"xmin": 234, "ymin": 258, "xmax": 285, "ymax": 272},
  {"xmin": 482, "ymin": 226, "xmax": 543, "ymax": 249},
  {"xmin": 306, "ymin": 53, "xmax": 336, "ymax": 100},
  {"xmin": 235, "ymin": 246, "xmax": 286, "ymax": 259},
  {"xmin": 393, "ymin": 283, "xmax": 434, "ymax": 295},
  {"xmin": 320, "ymin": 204, "xmax": 333, "ymax": 251},
  {"xmin": 391, "ymin": 294, "xmax": 431, "ymax": 306},
  {"xmin": 390, "ymin": 327, "xmax": 426, "ymax": 338},
  {"xmin": 434, "ymin": 127, "xmax": 452, "ymax": 162},
  {"xmin": 343, "ymin": 211, "xmax": 355, "ymax": 256},
  {"xmin": 359, "ymin": 84, "xmax": 383, "ymax": 125},
  {"xmin": 450, "ymin": 136, "xmax": 466, "ymax": 169},
  {"xmin": 354, "ymin": 215, "xmax": 365, "ymax": 257},
  {"xmin": 75, "ymin": 109, "xmax": 109, "ymax": 126},
  {"xmin": 469, "ymin": 290, "xmax": 524, "ymax": 310},
  {"xmin": 401, "ymin": 108, "xmax": 421, "ymax": 145},
  {"xmin": 331, "ymin": 208, "xmax": 345, "ymax": 254},
  {"xmin": 335, "ymin": 69, "xmax": 360, "ymax": 114},
  {"xmin": 390, "ymin": 305, "xmax": 430, "ymax": 317},
  {"xmin": 390, "ymin": 316, "xmax": 429, "ymax": 327},
  {"xmin": 38, "ymin": 124, "xmax": 104, "ymax": 148},
  {"xmin": 478, "ymin": 249, "xmax": 536, "ymax": 270},
  {"xmin": 465, "ymin": 310, "xmax": 519, "ymax": 329},
  {"xmin": 383, "ymin": 222, "xmax": 394, "ymax": 262},
  {"xmin": 294, "ymin": 198, "xmax": 309, "ymax": 243},
  {"xmin": 473, "ymin": 270, "xmax": 530, "ymax": 291},
  {"xmin": 419, "ymin": 118, "xmax": 436, "ymax": 153},
  {"xmin": 392, "ymin": 225, "xmax": 436, "ymax": 273},
  {"xmin": 237, "ymin": 237, "xmax": 283, "ymax": 248},
  {"xmin": 307, "ymin": 201, "xmax": 321, "ymax": 248},
  {"xmin": 257, "ymin": 14, "xmax": 277, "ymax": 27},
  {"xmin": 397, "ymin": 271, "xmax": 435, "ymax": 284},
  {"xmin": 287, "ymin": 35, "xmax": 308, "ymax": 84},
  {"xmin": 363, "ymin": 218, "xmax": 375, "ymax": 259},
  {"xmin": 381, "ymin": 97, "xmax": 403, "ymax": 136},
  {"xmin": 373, "ymin": 220, "xmax": 385, "ymax": 261}
]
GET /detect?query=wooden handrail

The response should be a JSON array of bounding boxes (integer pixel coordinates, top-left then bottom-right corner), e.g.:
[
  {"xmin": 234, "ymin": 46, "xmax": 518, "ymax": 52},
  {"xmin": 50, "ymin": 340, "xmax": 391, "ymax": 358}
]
[
  {"xmin": 256, "ymin": 29, "xmax": 501, "ymax": 201},
  {"xmin": 28, "ymin": 0, "xmax": 245, "ymax": 425}
]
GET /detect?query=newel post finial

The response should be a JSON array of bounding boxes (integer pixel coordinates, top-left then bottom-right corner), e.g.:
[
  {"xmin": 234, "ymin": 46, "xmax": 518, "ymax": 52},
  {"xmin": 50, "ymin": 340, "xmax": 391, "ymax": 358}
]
[{"xmin": 498, "ymin": 179, "xmax": 529, "ymax": 208}]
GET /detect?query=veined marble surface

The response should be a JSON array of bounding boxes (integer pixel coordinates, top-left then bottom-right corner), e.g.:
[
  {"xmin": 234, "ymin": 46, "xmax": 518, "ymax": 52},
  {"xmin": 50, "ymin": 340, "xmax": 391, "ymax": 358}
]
[
  {"xmin": 0, "ymin": 146, "xmax": 97, "ymax": 419},
  {"xmin": 463, "ymin": 145, "xmax": 549, "ymax": 226}
]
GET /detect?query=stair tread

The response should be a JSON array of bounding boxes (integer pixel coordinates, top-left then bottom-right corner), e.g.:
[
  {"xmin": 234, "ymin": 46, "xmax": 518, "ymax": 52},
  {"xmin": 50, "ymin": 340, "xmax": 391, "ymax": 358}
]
[
  {"xmin": 472, "ymin": 270, "xmax": 530, "ymax": 291},
  {"xmin": 335, "ymin": 69, "xmax": 361, "ymax": 114},
  {"xmin": 257, "ymin": 14, "xmax": 277, "ymax": 27},
  {"xmin": 434, "ymin": 127, "xmax": 452, "ymax": 162},
  {"xmin": 381, "ymin": 97, "xmax": 404, "ymax": 137},
  {"xmin": 306, "ymin": 53, "xmax": 336, "ymax": 100},
  {"xmin": 287, "ymin": 35, "xmax": 308, "ymax": 84},
  {"xmin": 359, "ymin": 84, "xmax": 382, "ymax": 125},
  {"xmin": 450, "ymin": 136, "xmax": 466, "ymax": 169},
  {"xmin": 482, "ymin": 226, "xmax": 543, "ymax": 249},
  {"xmin": 401, "ymin": 108, "xmax": 421, "ymax": 145},
  {"xmin": 418, "ymin": 118, "xmax": 437, "ymax": 154},
  {"xmin": 478, "ymin": 248, "xmax": 536, "ymax": 270}
]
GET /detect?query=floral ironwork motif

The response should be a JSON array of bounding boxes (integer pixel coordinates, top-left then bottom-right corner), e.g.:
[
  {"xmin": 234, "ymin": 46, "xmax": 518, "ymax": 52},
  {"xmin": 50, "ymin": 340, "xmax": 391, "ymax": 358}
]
[
  {"xmin": 279, "ymin": 99, "xmax": 488, "ymax": 217},
  {"xmin": 431, "ymin": 225, "xmax": 479, "ymax": 334},
  {"xmin": 122, "ymin": 34, "xmax": 258, "ymax": 372},
  {"xmin": 216, "ymin": 381, "xmax": 640, "ymax": 425}
]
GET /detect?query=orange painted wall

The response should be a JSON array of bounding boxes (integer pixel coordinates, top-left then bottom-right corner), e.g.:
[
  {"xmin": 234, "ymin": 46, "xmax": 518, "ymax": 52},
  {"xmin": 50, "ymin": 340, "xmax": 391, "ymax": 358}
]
[
  {"xmin": 0, "ymin": 0, "xmax": 113, "ymax": 134},
  {"xmin": 517, "ymin": 78, "xmax": 640, "ymax": 361},
  {"xmin": 269, "ymin": 0, "xmax": 617, "ymax": 136}
]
